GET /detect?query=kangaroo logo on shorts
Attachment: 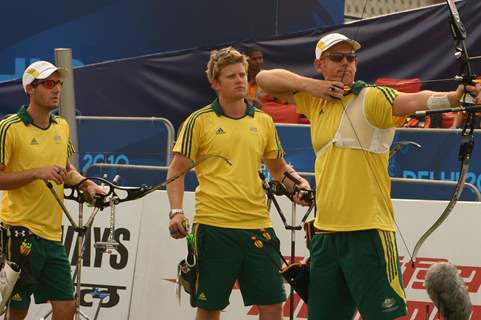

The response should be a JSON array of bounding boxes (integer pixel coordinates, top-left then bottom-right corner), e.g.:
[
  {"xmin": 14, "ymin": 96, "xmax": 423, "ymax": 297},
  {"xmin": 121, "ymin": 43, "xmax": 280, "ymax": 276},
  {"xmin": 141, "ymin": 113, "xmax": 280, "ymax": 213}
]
[
  {"xmin": 381, "ymin": 297, "xmax": 397, "ymax": 312},
  {"xmin": 19, "ymin": 240, "xmax": 32, "ymax": 256}
]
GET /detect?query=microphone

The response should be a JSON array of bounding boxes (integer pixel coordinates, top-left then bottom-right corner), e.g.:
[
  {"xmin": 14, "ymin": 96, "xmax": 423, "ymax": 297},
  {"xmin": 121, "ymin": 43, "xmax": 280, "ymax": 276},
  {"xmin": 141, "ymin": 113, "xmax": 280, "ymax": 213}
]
[{"xmin": 425, "ymin": 262, "xmax": 472, "ymax": 320}]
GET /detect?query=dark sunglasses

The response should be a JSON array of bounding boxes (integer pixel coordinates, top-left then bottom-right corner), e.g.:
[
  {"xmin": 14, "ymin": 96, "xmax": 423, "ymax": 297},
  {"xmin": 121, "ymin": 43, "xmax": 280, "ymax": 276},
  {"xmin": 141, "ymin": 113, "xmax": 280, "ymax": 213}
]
[
  {"xmin": 323, "ymin": 52, "xmax": 357, "ymax": 63},
  {"xmin": 33, "ymin": 79, "xmax": 63, "ymax": 89}
]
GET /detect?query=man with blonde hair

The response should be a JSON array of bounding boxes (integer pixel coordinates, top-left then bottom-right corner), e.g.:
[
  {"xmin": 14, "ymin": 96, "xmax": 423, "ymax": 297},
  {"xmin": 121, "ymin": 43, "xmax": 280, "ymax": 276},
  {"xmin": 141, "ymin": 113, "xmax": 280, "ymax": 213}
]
[{"xmin": 167, "ymin": 47, "xmax": 310, "ymax": 320}]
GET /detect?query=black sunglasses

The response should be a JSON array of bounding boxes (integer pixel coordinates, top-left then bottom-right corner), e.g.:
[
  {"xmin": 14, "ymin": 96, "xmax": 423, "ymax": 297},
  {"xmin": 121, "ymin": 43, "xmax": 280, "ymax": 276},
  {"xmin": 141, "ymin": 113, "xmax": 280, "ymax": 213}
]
[
  {"xmin": 323, "ymin": 52, "xmax": 357, "ymax": 63},
  {"xmin": 32, "ymin": 79, "xmax": 63, "ymax": 89}
]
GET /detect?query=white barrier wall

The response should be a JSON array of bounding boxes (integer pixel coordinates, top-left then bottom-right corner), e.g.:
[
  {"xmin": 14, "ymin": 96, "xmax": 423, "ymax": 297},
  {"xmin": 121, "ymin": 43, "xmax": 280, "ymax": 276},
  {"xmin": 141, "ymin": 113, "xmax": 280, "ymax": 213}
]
[
  {"xmin": 26, "ymin": 198, "xmax": 143, "ymax": 319},
  {"xmin": 23, "ymin": 192, "xmax": 481, "ymax": 319}
]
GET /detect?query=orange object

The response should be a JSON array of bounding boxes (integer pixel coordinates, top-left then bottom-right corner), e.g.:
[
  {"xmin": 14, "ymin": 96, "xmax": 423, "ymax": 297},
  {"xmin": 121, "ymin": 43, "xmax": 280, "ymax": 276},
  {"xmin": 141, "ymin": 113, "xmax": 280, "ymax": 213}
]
[
  {"xmin": 261, "ymin": 102, "xmax": 307, "ymax": 124},
  {"xmin": 374, "ymin": 78, "xmax": 421, "ymax": 93},
  {"xmin": 254, "ymin": 240, "xmax": 264, "ymax": 248}
]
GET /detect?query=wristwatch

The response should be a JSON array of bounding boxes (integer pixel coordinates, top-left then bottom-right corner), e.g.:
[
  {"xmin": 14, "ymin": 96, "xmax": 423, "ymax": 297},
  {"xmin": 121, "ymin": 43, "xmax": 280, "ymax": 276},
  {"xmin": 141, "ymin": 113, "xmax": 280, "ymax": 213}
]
[{"xmin": 169, "ymin": 208, "xmax": 184, "ymax": 219}]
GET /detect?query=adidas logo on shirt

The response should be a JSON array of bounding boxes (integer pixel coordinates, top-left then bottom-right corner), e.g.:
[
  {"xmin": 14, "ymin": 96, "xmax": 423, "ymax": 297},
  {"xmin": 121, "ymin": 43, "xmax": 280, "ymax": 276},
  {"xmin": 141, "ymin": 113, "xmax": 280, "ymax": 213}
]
[
  {"xmin": 30, "ymin": 138, "xmax": 39, "ymax": 145},
  {"xmin": 216, "ymin": 128, "xmax": 226, "ymax": 135}
]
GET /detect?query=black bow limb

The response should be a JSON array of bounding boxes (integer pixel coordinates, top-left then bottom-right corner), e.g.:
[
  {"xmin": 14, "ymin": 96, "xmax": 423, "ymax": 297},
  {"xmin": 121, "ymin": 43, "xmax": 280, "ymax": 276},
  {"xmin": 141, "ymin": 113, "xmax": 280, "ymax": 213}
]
[
  {"xmin": 411, "ymin": 0, "xmax": 480, "ymax": 265},
  {"xmin": 64, "ymin": 176, "xmax": 153, "ymax": 209},
  {"xmin": 65, "ymin": 154, "xmax": 234, "ymax": 208}
]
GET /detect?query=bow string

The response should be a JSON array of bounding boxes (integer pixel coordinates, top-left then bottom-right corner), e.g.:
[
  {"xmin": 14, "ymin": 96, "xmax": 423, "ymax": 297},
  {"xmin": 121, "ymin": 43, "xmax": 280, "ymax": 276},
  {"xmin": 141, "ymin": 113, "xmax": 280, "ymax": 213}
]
[{"xmin": 410, "ymin": 0, "xmax": 478, "ymax": 265}]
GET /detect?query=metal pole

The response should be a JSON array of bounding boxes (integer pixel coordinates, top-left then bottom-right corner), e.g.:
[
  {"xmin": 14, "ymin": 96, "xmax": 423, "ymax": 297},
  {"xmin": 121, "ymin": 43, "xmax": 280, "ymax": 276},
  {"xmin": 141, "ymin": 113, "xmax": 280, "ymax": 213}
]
[
  {"xmin": 274, "ymin": 0, "xmax": 279, "ymax": 36},
  {"xmin": 76, "ymin": 203, "xmax": 84, "ymax": 320},
  {"xmin": 55, "ymin": 48, "xmax": 79, "ymax": 168},
  {"xmin": 289, "ymin": 202, "xmax": 296, "ymax": 320}
]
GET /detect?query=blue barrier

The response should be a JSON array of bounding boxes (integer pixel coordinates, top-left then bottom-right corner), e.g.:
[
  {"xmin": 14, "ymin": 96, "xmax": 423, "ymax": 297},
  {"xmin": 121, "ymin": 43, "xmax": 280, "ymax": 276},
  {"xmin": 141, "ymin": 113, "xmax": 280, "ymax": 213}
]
[
  {"xmin": 77, "ymin": 117, "xmax": 174, "ymax": 187},
  {"xmin": 76, "ymin": 119, "xmax": 480, "ymax": 201},
  {"xmin": 391, "ymin": 128, "xmax": 481, "ymax": 201},
  {"xmin": 276, "ymin": 124, "xmax": 481, "ymax": 201}
]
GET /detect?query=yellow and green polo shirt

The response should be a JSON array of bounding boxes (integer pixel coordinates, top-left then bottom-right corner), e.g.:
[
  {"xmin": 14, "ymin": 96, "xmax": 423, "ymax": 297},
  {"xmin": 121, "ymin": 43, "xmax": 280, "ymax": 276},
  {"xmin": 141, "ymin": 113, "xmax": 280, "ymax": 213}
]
[
  {"xmin": 295, "ymin": 86, "xmax": 405, "ymax": 232},
  {"xmin": 0, "ymin": 106, "xmax": 75, "ymax": 241},
  {"xmin": 174, "ymin": 99, "xmax": 284, "ymax": 229}
]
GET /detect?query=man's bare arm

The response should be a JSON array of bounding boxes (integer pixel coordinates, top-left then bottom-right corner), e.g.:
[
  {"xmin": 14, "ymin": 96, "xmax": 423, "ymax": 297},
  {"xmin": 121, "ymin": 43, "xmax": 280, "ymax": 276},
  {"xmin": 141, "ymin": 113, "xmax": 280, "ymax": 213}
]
[
  {"xmin": 256, "ymin": 69, "xmax": 344, "ymax": 103},
  {"xmin": 167, "ymin": 153, "xmax": 193, "ymax": 238},
  {"xmin": 392, "ymin": 84, "xmax": 481, "ymax": 116},
  {"xmin": 0, "ymin": 163, "xmax": 67, "ymax": 190}
]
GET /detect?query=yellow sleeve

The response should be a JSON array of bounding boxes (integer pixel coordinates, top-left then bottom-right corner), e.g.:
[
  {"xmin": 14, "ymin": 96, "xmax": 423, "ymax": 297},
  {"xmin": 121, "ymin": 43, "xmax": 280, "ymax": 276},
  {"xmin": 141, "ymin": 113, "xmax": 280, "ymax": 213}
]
[
  {"xmin": 364, "ymin": 86, "xmax": 406, "ymax": 129},
  {"xmin": 294, "ymin": 91, "xmax": 316, "ymax": 120},
  {"xmin": 0, "ymin": 119, "xmax": 14, "ymax": 166},
  {"xmin": 173, "ymin": 113, "xmax": 202, "ymax": 160},
  {"xmin": 262, "ymin": 115, "xmax": 285, "ymax": 160},
  {"xmin": 64, "ymin": 120, "xmax": 75, "ymax": 157}
]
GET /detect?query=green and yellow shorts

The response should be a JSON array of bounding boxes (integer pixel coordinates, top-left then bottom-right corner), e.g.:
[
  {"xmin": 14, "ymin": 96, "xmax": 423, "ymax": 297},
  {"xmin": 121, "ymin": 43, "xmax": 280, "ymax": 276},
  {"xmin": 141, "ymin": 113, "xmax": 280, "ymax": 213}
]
[
  {"xmin": 308, "ymin": 229, "xmax": 407, "ymax": 320},
  {"xmin": 193, "ymin": 224, "xmax": 286, "ymax": 310},
  {"xmin": 3, "ymin": 227, "xmax": 74, "ymax": 310}
]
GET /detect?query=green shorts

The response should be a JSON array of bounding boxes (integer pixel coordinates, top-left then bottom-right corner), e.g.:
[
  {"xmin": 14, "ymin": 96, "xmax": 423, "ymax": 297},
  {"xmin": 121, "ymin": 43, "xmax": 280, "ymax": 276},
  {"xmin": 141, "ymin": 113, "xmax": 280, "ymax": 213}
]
[
  {"xmin": 194, "ymin": 224, "xmax": 286, "ymax": 310},
  {"xmin": 6, "ymin": 234, "xmax": 74, "ymax": 309},
  {"xmin": 308, "ymin": 229, "xmax": 407, "ymax": 320}
]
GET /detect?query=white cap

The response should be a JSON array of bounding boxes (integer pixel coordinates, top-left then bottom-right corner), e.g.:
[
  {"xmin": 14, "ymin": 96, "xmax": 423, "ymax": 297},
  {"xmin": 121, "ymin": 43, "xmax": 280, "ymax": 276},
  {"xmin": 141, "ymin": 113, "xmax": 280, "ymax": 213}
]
[
  {"xmin": 315, "ymin": 33, "xmax": 361, "ymax": 59},
  {"xmin": 22, "ymin": 61, "xmax": 68, "ymax": 92}
]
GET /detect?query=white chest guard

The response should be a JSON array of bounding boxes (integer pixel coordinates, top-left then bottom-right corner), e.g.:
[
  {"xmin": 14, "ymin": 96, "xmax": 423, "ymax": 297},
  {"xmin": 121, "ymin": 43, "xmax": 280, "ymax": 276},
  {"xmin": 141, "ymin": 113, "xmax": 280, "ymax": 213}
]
[{"xmin": 317, "ymin": 87, "xmax": 395, "ymax": 156}]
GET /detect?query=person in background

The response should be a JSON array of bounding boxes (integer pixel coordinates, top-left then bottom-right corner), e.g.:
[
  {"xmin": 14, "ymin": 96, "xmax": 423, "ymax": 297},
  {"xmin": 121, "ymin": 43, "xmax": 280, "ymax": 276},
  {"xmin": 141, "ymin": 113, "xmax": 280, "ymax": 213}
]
[
  {"xmin": 246, "ymin": 47, "xmax": 309, "ymax": 124},
  {"xmin": 449, "ymin": 111, "xmax": 481, "ymax": 128},
  {"xmin": 256, "ymin": 32, "xmax": 481, "ymax": 319},
  {"xmin": 246, "ymin": 46, "xmax": 266, "ymax": 107}
]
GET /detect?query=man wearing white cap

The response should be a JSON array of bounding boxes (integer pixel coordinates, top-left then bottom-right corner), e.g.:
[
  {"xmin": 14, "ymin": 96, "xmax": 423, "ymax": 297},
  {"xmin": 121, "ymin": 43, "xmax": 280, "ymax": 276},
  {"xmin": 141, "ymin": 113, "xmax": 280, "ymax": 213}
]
[
  {"xmin": 0, "ymin": 61, "xmax": 104, "ymax": 319},
  {"xmin": 256, "ymin": 33, "xmax": 481, "ymax": 319}
]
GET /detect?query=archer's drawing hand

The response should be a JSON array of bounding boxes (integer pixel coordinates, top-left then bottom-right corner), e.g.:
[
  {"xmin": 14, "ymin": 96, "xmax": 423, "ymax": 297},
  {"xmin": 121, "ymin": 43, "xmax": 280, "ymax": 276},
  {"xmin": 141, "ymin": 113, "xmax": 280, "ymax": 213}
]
[{"xmin": 307, "ymin": 80, "xmax": 344, "ymax": 101}]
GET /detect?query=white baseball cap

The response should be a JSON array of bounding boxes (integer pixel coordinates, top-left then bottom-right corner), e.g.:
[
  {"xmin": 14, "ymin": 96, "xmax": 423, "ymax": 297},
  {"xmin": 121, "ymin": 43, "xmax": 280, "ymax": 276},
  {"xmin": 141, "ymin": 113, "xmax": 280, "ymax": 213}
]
[
  {"xmin": 22, "ymin": 61, "xmax": 68, "ymax": 92},
  {"xmin": 315, "ymin": 33, "xmax": 361, "ymax": 59}
]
